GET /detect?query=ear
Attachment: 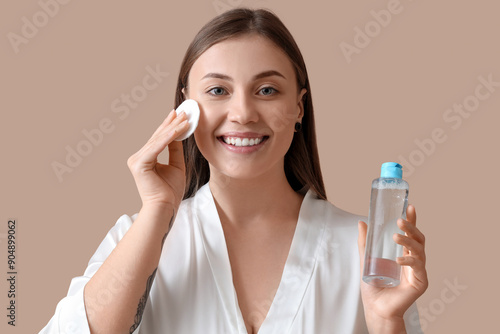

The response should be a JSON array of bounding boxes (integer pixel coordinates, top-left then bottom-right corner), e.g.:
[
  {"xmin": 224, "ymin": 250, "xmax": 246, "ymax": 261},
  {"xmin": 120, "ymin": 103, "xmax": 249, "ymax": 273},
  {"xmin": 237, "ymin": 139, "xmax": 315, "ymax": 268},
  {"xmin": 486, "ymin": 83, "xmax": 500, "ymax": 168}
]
[
  {"xmin": 296, "ymin": 88, "xmax": 307, "ymax": 121},
  {"xmin": 182, "ymin": 87, "xmax": 188, "ymax": 99}
]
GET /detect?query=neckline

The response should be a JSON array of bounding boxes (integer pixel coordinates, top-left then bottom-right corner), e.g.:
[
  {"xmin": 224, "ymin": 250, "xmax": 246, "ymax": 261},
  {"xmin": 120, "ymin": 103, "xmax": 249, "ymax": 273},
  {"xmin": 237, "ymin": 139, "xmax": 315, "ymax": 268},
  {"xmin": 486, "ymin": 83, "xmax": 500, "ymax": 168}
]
[{"xmin": 194, "ymin": 183, "xmax": 327, "ymax": 334}]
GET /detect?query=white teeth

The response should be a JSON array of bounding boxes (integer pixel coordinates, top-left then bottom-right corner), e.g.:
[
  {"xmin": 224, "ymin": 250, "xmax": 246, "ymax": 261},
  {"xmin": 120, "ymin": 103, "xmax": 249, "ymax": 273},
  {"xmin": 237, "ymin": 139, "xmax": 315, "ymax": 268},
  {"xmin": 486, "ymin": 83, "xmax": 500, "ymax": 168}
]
[{"xmin": 222, "ymin": 136, "xmax": 264, "ymax": 147}]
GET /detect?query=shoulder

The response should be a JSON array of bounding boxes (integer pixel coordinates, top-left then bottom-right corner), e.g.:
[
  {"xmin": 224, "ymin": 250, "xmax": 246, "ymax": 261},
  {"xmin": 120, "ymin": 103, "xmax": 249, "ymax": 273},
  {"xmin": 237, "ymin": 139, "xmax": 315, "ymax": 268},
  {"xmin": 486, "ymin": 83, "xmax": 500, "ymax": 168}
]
[
  {"xmin": 304, "ymin": 190, "xmax": 366, "ymax": 227},
  {"xmin": 303, "ymin": 191, "xmax": 366, "ymax": 262},
  {"xmin": 173, "ymin": 190, "xmax": 202, "ymax": 226},
  {"xmin": 304, "ymin": 192, "xmax": 365, "ymax": 299}
]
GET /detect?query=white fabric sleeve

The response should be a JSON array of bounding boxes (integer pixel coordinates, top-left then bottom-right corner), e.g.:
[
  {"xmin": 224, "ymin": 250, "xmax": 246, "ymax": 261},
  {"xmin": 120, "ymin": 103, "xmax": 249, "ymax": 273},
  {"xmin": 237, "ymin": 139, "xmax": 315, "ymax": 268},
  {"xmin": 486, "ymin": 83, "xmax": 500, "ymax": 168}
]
[{"xmin": 39, "ymin": 213, "xmax": 138, "ymax": 334}]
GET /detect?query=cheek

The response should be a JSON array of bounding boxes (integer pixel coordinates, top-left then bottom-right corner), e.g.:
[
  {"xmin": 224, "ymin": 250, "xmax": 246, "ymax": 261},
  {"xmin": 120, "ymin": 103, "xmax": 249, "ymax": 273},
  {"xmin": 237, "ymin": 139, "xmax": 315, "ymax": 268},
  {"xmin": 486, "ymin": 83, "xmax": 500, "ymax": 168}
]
[
  {"xmin": 193, "ymin": 105, "xmax": 222, "ymax": 151},
  {"xmin": 265, "ymin": 103, "xmax": 297, "ymax": 134},
  {"xmin": 195, "ymin": 104, "xmax": 221, "ymax": 133}
]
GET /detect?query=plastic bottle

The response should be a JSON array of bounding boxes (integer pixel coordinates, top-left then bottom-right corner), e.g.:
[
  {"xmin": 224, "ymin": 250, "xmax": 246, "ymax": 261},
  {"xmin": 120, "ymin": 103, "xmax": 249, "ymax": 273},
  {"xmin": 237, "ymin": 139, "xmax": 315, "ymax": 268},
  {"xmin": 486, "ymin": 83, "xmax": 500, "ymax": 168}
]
[{"xmin": 362, "ymin": 162, "xmax": 409, "ymax": 287}]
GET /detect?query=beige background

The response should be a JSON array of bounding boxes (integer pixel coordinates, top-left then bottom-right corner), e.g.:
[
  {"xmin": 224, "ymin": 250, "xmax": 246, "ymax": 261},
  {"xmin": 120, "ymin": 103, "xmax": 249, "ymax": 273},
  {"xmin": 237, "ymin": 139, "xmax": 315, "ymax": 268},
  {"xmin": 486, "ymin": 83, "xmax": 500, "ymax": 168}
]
[{"xmin": 1, "ymin": 0, "xmax": 498, "ymax": 333}]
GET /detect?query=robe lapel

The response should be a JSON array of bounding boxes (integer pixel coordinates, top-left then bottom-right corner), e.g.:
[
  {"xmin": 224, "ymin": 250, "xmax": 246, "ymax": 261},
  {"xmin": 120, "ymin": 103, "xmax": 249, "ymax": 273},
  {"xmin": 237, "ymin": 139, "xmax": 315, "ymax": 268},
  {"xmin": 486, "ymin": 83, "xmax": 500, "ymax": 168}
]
[
  {"xmin": 194, "ymin": 184, "xmax": 248, "ymax": 334},
  {"xmin": 195, "ymin": 183, "xmax": 327, "ymax": 334},
  {"xmin": 258, "ymin": 189, "xmax": 327, "ymax": 334}
]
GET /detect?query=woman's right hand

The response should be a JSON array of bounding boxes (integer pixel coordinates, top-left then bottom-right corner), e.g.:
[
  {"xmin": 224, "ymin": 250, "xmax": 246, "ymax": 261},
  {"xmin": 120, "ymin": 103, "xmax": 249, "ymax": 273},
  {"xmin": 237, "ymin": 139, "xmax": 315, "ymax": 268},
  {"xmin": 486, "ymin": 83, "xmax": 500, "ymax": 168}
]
[{"xmin": 127, "ymin": 109, "xmax": 190, "ymax": 211}]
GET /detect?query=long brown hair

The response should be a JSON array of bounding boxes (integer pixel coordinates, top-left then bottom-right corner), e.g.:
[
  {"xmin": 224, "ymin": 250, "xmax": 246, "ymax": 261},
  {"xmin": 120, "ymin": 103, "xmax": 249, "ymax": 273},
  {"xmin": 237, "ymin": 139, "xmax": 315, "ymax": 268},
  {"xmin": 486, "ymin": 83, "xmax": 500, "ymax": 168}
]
[{"xmin": 175, "ymin": 8, "xmax": 326, "ymax": 200}]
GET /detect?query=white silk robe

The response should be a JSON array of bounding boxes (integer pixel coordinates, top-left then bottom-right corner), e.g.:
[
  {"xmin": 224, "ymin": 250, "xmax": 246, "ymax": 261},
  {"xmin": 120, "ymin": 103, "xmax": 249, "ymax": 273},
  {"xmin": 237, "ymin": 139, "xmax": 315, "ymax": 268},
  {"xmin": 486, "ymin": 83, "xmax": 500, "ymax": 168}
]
[{"xmin": 40, "ymin": 183, "xmax": 422, "ymax": 333}]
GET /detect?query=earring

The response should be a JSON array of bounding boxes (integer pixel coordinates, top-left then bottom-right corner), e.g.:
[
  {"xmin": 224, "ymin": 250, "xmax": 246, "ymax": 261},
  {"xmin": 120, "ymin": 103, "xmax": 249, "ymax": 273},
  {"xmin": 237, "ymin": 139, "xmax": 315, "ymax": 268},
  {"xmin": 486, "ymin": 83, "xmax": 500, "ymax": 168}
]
[{"xmin": 294, "ymin": 122, "xmax": 302, "ymax": 132}]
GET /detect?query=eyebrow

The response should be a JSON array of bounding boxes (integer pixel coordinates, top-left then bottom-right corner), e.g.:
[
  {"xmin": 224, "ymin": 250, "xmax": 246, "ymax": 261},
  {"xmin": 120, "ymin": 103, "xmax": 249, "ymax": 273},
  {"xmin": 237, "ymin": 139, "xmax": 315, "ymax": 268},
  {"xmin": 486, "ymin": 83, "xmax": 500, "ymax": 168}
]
[{"xmin": 201, "ymin": 70, "xmax": 286, "ymax": 81}]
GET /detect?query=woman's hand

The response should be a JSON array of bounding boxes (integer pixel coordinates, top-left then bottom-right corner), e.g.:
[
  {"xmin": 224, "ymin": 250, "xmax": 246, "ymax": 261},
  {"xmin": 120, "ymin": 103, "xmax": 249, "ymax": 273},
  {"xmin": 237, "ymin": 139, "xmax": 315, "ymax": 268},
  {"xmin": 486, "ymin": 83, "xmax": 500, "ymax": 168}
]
[
  {"xmin": 357, "ymin": 205, "xmax": 428, "ymax": 332},
  {"xmin": 127, "ymin": 109, "xmax": 190, "ymax": 210}
]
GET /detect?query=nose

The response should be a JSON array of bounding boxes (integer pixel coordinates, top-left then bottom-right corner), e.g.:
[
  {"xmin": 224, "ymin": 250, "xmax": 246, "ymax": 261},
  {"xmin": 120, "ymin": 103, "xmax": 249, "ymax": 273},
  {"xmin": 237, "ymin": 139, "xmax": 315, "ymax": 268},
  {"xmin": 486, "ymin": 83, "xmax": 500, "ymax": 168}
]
[{"xmin": 226, "ymin": 91, "xmax": 259, "ymax": 124}]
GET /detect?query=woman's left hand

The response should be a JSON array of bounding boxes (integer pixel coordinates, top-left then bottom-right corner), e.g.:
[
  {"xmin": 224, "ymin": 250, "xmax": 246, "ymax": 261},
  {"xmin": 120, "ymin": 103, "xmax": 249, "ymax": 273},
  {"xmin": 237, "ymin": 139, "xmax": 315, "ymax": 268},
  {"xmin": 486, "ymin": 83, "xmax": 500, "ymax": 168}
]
[{"xmin": 357, "ymin": 205, "xmax": 428, "ymax": 332}]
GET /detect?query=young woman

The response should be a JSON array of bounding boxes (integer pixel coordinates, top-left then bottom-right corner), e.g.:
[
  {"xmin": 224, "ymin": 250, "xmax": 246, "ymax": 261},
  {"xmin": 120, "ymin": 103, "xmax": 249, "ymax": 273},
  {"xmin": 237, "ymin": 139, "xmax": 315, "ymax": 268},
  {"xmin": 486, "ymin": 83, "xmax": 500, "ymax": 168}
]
[{"xmin": 41, "ymin": 8, "xmax": 427, "ymax": 334}]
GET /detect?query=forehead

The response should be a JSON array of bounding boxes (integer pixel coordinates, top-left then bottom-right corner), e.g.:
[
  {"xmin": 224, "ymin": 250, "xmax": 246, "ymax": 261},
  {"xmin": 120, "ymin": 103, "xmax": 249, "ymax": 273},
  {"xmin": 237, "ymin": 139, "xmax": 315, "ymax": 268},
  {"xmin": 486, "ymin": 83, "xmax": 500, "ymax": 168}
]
[{"xmin": 189, "ymin": 34, "xmax": 296, "ymax": 82}]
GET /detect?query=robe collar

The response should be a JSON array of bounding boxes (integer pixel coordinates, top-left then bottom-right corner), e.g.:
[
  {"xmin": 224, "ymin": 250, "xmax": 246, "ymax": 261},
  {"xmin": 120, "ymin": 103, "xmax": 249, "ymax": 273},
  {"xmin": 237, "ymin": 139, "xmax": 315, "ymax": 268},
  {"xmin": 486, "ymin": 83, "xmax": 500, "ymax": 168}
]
[{"xmin": 194, "ymin": 183, "xmax": 327, "ymax": 334}]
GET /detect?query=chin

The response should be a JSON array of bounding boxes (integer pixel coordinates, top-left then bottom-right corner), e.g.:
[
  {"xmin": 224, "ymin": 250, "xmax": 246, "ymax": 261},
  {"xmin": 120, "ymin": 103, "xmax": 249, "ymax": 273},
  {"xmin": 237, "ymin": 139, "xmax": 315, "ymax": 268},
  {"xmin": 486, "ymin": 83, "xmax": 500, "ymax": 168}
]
[
  {"xmin": 210, "ymin": 159, "xmax": 281, "ymax": 186},
  {"xmin": 217, "ymin": 168, "xmax": 264, "ymax": 182}
]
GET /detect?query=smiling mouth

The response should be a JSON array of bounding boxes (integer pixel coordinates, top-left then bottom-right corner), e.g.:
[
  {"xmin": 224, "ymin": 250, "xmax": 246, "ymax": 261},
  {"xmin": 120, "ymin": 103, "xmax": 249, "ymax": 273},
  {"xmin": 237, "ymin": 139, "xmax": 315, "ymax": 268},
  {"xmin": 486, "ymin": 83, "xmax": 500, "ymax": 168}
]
[{"xmin": 218, "ymin": 136, "xmax": 269, "ymax": 147}]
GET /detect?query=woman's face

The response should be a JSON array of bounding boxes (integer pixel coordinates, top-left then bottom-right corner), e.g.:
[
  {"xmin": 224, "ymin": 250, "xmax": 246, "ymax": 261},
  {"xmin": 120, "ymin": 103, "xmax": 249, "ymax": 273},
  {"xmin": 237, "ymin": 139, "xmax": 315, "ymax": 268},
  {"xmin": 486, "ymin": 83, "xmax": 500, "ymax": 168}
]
[{"xmin": 185, "ymin": 33, "xmax": 307, "ymax": 182}]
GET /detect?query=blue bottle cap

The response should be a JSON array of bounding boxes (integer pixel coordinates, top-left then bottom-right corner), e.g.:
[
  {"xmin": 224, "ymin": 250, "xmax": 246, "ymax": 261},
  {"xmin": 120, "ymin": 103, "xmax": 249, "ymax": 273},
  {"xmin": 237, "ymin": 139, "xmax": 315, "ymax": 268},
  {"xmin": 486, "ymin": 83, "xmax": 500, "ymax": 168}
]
[{"xmin": 380, "ymin": 162, "xmax": 403, "ymax": 179}]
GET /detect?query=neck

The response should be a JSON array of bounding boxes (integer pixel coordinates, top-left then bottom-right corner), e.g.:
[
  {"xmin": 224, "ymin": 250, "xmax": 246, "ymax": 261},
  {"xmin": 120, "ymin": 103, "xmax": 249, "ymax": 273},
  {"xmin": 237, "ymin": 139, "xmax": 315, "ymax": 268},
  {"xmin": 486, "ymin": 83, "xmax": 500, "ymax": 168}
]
[{"xmin": 208, "ymin": 163, "xmax": 304, "ymax": 228}]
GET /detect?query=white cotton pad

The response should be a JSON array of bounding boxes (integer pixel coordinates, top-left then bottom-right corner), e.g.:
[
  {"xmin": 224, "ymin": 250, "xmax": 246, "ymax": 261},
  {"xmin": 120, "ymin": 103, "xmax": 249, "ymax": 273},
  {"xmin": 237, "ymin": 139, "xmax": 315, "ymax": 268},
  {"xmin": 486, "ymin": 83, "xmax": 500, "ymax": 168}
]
[{"xmin": 174, "ymin": 99, "xmax": 200, "ymax": 141}]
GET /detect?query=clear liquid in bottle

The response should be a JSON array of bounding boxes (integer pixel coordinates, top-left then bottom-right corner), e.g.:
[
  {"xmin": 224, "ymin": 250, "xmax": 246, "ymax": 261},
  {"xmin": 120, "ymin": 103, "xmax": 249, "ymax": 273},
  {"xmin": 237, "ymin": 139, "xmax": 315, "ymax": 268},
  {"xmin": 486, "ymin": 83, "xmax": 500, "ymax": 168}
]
[{"xmin": 362, "ymin": 162, "xmax": 408, "ymax": 288}]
